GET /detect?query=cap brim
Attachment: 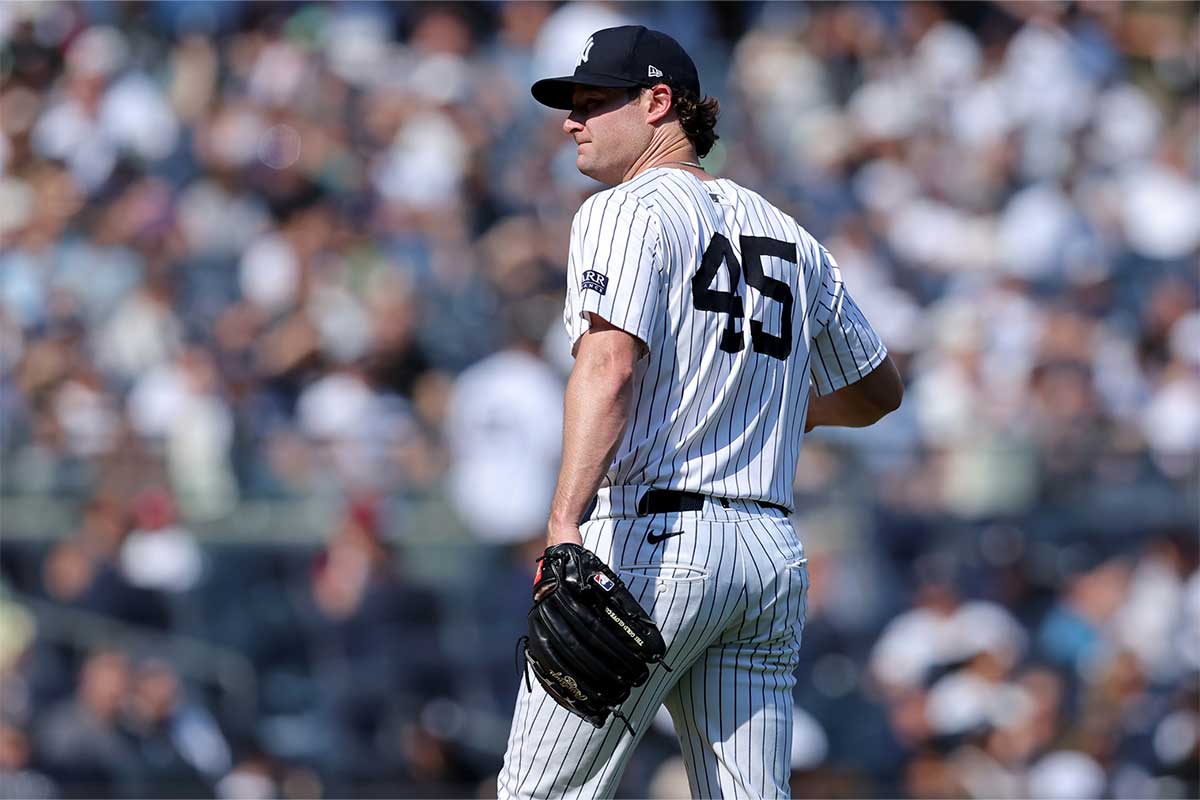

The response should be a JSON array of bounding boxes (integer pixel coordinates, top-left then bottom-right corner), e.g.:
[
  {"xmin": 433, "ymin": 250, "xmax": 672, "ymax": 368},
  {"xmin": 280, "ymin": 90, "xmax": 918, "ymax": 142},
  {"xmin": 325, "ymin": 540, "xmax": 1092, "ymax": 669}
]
[{"xmin": 531, "ymin": 73, "xmax": 644, "ymax": 109}]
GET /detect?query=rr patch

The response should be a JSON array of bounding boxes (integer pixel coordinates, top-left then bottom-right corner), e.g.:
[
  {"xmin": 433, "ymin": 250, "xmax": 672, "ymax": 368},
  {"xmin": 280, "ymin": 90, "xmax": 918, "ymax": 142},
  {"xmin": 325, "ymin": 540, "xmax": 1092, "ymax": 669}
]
[{"xmin": 581, "ymin": 270, "xmax": 608, "ymax": 295}]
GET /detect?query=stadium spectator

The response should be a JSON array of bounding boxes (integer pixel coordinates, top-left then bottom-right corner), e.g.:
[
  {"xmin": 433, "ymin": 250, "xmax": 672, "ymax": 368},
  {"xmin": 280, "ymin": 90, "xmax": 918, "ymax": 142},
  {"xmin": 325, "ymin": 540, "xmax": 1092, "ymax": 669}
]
[{"xmin": 34, "ymin": 650, "xmax": 139, "ymax": 797}]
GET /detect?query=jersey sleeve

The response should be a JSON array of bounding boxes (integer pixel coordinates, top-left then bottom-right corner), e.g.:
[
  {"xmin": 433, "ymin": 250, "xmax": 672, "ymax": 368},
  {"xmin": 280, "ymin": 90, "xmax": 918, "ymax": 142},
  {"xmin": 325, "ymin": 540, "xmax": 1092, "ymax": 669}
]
[
  {"xmin": 809, "ymin": 245, "xmax": 887, "ymax": 396},
  {"xmin": 562, "ymin": 189, "xmax": 664, "ymax": 354}
]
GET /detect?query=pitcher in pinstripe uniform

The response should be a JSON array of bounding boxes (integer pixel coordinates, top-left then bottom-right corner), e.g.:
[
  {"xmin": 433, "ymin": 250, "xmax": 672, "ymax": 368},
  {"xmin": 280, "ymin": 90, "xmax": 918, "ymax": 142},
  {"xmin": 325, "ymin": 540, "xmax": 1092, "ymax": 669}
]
[{"xmin": 499, "ymin": 25, "xmax": 904, "ymax": 799}]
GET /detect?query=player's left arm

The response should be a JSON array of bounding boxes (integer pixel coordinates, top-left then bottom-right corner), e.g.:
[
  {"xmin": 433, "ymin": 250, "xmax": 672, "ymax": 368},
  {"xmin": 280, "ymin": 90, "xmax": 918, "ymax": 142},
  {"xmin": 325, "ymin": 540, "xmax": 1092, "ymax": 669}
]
[
  {"xmin": 804, "ymin": 241, "xmax": 902, "ymax": 431},
  {"xmin": 547, "ymin": 316, "xmax": 640, "ymax": 546},
  {"xmin": 804, "ymin": 354, "xmax": 903, "ymax": 431}
]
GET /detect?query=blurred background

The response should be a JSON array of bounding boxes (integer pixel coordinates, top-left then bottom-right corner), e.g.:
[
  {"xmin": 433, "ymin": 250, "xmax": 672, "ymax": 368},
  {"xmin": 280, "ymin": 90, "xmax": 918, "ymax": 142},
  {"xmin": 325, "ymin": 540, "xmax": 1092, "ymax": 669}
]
[{"xmin": 0, "ymin": 1, "xmax": 1197, "ymax": 798}]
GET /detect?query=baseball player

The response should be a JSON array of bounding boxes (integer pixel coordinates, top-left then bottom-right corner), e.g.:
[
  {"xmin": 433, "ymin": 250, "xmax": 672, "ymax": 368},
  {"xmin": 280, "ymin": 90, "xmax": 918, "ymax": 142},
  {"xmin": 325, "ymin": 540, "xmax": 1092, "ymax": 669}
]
[{"xmin": 499, "ymin": 25, "xmax": 903, "ymax": 799}]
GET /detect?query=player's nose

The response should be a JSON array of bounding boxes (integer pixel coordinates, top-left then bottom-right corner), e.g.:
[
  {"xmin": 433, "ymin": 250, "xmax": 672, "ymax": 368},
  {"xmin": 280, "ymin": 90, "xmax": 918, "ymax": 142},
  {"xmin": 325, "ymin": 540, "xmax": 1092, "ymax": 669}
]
[{"xmin": 563, "ymin": 115, "xmax": 584, "ymax": 136}]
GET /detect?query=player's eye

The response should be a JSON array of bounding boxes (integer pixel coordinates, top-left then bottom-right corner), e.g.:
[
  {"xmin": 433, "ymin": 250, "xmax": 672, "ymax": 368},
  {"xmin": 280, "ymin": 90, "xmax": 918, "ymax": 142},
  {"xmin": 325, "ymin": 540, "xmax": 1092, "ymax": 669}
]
[{"xmin": 576, "ymin": 96, "xmax": 604, "ymax": 113}]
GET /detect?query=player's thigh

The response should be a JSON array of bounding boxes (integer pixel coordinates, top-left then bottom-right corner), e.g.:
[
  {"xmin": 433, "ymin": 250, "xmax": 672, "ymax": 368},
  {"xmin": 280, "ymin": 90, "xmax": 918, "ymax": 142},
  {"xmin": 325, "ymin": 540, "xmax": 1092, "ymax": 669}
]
[
  {"xmin": 499, "ymin": 625, "xmax": 711, "ymax": 799},
  {"xmin": 663, "ymin": 640, "xmax": 798, "ymax": 799},
  {"xmin": 499, "ymin": 675, "xmax": 635, "ymax": 799},
  {"xmin": 500, "ymin": 516, "xmax": 738, "ymax": 799},
  {"xmin": 662, "ymin": 516, "xmax": 807, "ymax": 799}
]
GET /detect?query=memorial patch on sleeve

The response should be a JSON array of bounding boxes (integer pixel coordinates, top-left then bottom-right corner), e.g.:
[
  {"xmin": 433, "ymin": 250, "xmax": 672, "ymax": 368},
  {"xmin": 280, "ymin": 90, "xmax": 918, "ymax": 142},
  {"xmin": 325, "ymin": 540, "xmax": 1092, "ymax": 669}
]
[{"xmin": 581, "ymin": 270, "xmax": 609, "ymax": 295}]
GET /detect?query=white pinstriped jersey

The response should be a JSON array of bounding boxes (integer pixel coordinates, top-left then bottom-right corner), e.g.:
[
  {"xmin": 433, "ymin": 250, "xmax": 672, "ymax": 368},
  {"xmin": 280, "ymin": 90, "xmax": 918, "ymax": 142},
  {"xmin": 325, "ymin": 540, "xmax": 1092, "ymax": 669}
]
[{"xmin": 564, "ymin": 166, "xmax": 886, "ymax": 510}]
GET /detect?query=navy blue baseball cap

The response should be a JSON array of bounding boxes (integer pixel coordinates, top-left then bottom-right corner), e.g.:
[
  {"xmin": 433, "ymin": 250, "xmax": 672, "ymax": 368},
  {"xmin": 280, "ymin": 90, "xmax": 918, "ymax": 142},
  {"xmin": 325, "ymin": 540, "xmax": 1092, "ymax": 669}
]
[{"xmin": 531, "ymin": 25, "xmax": 701, "ymax": 110}]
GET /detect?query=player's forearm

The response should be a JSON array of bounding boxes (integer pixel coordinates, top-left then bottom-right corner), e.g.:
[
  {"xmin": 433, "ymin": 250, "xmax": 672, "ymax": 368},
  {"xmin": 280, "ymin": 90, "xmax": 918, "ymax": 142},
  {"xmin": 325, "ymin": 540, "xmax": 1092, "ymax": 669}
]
[
  {"xmin": 805, "ymin": 356, "xmax": 904, "ymax": 431},
  {"xmin": 804, "ymin": 389, "xmax": 887, "ymax": 430},
  {"xmin": 546, "ymin": 356, "xmax": 634, "ymax": 543}
]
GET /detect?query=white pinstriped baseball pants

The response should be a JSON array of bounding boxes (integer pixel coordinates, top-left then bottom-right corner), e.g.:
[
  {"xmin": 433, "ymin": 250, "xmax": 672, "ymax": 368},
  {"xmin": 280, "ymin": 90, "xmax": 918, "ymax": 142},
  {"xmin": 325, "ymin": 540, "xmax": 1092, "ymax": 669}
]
[{"xmin": 498, "ymin": 489, "xmax": 810, "ymax": 799}]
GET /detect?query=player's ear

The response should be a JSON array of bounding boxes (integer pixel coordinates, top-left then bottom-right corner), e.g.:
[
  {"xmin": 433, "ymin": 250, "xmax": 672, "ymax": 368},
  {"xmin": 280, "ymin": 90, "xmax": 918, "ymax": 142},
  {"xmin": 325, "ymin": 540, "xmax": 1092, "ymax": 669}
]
[{"xmin": 645, "ymin": 84, "xmax": 673, "ymax": 124}]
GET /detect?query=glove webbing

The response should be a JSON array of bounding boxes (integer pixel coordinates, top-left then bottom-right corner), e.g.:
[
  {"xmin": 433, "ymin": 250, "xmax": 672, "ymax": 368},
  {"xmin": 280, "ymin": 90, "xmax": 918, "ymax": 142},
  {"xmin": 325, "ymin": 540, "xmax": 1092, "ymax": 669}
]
[
  {"xmin": 513, "ymin": 638, "xmax": 671, "ymax": 739},
  {"xmin": 514, "ymin": 636, "xmax": 637, "ymax": 737}
]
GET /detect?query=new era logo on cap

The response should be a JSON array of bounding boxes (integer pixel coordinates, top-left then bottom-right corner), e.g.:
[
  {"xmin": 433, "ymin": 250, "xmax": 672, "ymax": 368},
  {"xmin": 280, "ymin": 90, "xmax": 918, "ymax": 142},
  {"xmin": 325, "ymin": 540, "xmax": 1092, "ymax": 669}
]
[{"xmin": 648, "ymin": 65, "xmax": 663, "ymax": 78}]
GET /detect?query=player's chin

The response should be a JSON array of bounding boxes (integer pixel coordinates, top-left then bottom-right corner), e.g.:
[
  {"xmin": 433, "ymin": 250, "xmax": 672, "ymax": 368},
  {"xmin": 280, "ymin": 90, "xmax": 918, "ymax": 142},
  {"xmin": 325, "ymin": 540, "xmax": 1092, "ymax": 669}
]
[{"xmin": 576, "ymin": 157, "xmax": 602, "ymax": 181}]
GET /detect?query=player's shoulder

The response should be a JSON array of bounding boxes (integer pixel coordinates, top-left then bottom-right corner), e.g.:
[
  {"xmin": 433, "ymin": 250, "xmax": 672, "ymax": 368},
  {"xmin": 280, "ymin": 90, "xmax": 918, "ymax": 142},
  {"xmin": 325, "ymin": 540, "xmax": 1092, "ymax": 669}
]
[
  {"xmin": 732, "ymin": 180, "xmax": 829, "ymax": 255},
  {"xmin": 621, "ymin": 167, "xmax": 718, "ymax": 216},
  {"xmin": 573, "ymin": 182, "xmax": 664, "ymax": 232},
  {"xmin": 723, "ymin": 180, "xmax": 795, "ymax": 226}
]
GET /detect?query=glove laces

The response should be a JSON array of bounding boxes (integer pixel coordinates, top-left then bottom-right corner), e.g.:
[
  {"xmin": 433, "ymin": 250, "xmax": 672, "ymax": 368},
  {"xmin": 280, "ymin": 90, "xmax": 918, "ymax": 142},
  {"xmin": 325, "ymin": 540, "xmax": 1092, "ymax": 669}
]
[
  {"xmin": 611, "ymin": 709, "xmax": 635, "ymax": 737},
  {"xmin": 514, "ymin": 635, "xmax": 532, "ymax": 692}
]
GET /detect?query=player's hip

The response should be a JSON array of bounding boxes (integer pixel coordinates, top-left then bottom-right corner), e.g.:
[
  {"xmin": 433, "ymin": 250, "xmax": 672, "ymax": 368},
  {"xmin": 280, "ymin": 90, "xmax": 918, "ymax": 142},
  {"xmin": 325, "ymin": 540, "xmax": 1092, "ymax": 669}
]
[
  {"xmin": 579, "ymin": 505, "xmax": 808, "ymax": 673},
  {"xmin": 579, "ymin": 487, "xmax": 805, "ymax": 595},
  {"xmin": 586, "ymin": 484, "xmax": 791, "ymax": 522}
]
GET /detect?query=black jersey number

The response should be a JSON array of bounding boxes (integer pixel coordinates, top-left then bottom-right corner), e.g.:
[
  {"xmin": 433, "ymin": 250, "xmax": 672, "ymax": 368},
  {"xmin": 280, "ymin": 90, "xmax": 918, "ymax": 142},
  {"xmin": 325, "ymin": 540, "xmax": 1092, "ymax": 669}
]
[{"xmin": 691, "ymin": 233, "xmax": 795, "ymax": 360}]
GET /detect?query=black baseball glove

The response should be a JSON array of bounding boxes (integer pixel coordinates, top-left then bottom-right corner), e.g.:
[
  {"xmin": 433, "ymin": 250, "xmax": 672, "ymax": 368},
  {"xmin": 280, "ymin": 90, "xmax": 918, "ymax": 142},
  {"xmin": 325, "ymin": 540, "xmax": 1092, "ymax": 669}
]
[{"xmin": 520, "ymin": 543, "xmax": 667, "ymax": 732}]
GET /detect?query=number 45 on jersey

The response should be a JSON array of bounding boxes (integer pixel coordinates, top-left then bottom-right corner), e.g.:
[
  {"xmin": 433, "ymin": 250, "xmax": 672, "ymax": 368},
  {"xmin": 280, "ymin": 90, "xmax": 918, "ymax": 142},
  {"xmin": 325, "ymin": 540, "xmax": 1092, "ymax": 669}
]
[{"xmin": 692, "ymin": 233, "xmax": 795, "ymax": 360}]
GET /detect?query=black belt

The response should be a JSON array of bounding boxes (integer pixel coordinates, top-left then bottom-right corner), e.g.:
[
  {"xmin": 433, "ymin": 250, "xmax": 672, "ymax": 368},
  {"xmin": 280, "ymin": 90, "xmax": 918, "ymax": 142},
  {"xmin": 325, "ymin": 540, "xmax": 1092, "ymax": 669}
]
[{"xmin": 636, "ymin": 489, "xmax": 789, "ymax": 516}]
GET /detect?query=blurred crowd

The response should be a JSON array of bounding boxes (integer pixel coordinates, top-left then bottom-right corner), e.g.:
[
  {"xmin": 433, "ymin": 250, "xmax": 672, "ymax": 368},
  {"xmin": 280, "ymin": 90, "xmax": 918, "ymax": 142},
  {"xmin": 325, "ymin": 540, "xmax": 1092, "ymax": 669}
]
[{"xmin": 1, "ymin": 1, "xmax": 1197, "ymax": 798}]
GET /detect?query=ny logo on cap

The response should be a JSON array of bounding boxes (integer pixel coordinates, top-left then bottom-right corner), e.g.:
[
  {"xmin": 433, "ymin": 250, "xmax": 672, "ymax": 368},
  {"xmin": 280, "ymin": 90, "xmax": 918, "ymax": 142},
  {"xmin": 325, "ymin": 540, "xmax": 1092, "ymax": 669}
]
[
  {"xmin": 577, "ymin": 36, "xmax": 595, "ymax": 67},
  {"xmin": 648, "ymin": 65, "xmax": 663, "ymax": 78}
]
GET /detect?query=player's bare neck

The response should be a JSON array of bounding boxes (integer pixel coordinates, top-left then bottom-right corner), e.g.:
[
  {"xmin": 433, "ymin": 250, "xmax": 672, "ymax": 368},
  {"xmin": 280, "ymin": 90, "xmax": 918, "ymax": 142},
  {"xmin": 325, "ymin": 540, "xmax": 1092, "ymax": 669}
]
[{"xmin": 625, "ymin": 135, "xmax": 711, "ymax": 183}]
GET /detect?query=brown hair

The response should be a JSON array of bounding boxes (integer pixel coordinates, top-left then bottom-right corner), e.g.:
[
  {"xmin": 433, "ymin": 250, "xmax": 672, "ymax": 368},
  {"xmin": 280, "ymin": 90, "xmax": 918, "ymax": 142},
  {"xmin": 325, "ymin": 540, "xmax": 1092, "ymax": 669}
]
[
  {"xmin": 631, "ymin": 82, "xmax": 721, "ymax": 158},
  {"xmin": 669, "ymin": 84, "xmax": 721, "ymax": 158}
]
